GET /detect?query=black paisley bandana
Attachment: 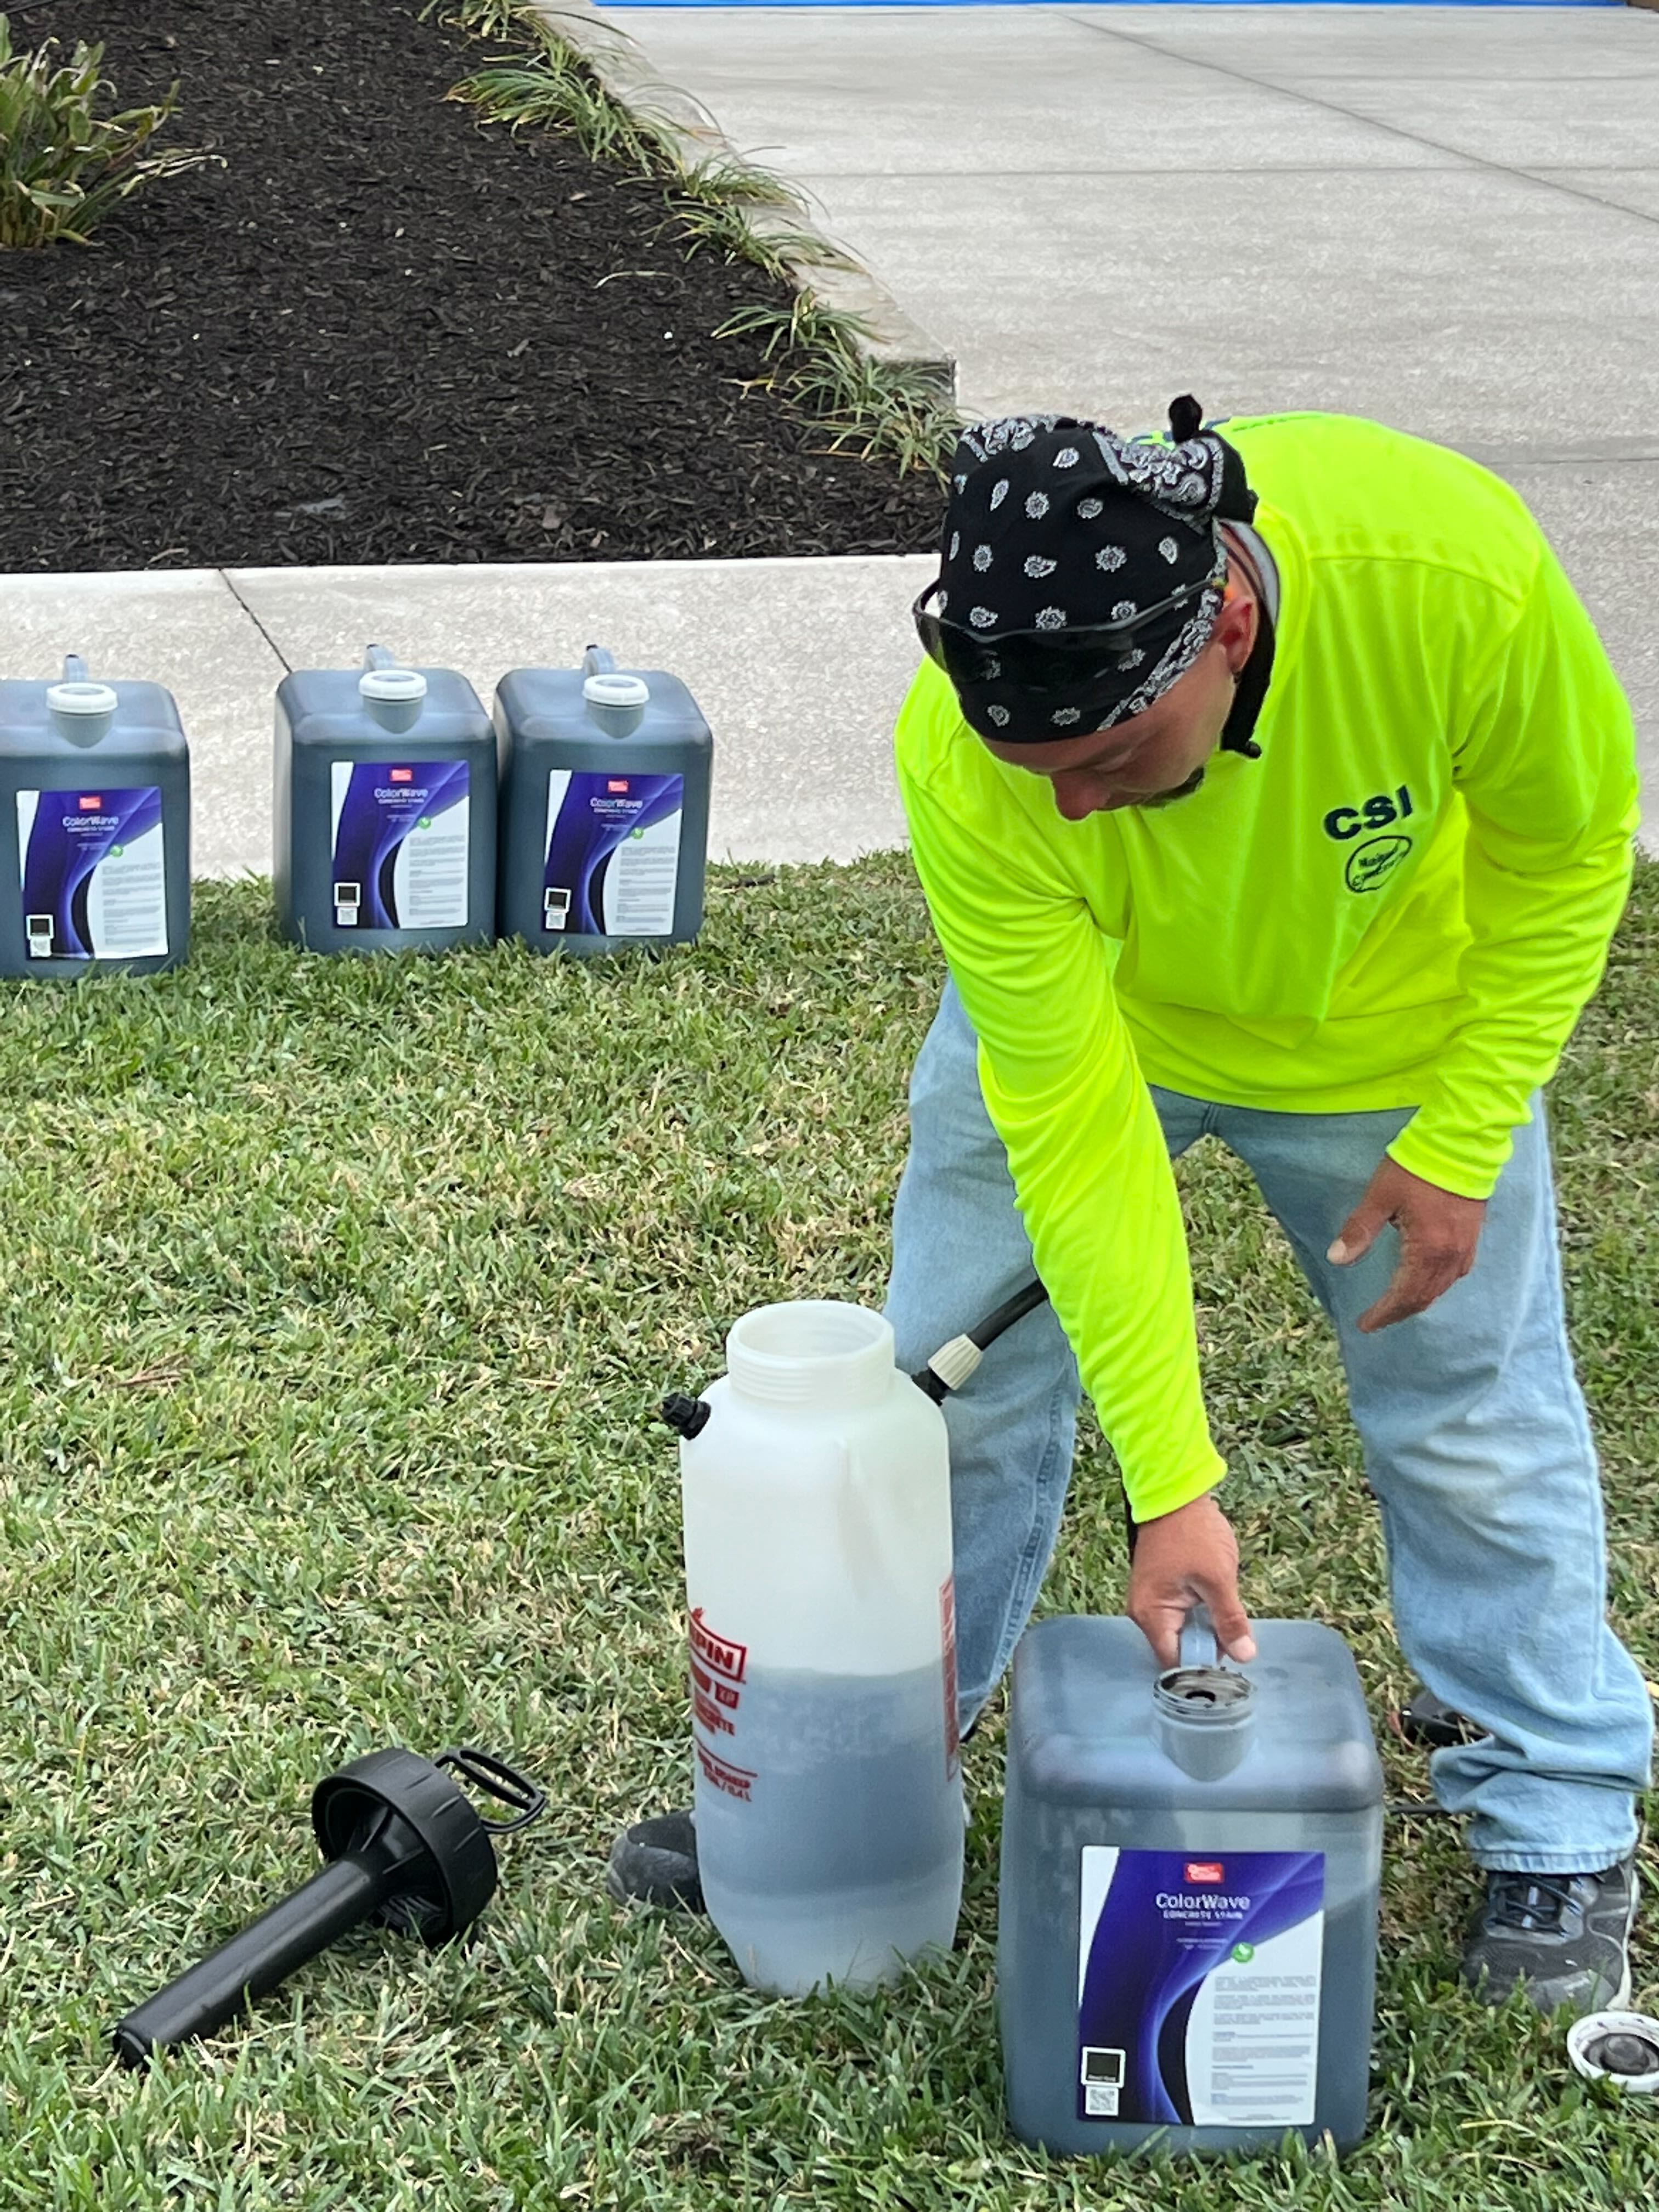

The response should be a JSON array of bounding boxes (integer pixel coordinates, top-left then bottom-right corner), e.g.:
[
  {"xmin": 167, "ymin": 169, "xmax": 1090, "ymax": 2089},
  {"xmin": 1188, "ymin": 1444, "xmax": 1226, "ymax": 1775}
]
[{"xmin": 922, "ymin": 403, "xmax": 1258, "ymax": 747}]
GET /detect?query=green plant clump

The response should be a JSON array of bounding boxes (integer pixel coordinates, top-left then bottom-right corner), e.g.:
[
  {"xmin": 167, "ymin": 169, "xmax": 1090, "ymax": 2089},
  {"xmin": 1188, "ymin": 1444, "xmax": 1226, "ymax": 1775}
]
[
  {"xmin": 0, "ymin": 12, "xmax": 208, "ymax": 248},
  {"xmin": 430, "ymin": 0, "xmax": 961, "ymax": 477}
]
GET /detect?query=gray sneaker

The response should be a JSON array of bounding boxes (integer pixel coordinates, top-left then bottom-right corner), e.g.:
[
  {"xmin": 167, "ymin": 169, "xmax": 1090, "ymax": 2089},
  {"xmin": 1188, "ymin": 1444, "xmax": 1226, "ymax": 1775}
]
[
  {"xmin": 1462, "ymin": 1858, "xmax": 1638, "ymax": 2016},
  {"xmin": 606, "ymin": 1810, "xmax": 704, "ymax": 1912}
]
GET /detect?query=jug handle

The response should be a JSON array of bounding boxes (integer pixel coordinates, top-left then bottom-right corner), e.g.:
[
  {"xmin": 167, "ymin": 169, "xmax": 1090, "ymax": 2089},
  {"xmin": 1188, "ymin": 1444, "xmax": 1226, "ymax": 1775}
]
[
  {"xmin": 363, "ymin": 644, "xmax": 399, "ymax": 673},
  {"xmin": 833, "ymin": 1436, "xmax": 907, "ymax": 1617},
  {"xmin": 582, "ymin": 645, "xmax": 617, "ymax": 677},
  {"xmin": 1178, "ymin": 1604, "xmax": 1221, "ymax": 1670},
  {"xmin": 63, "ymin": 654, "xmax": 89, "ymax": 684}
]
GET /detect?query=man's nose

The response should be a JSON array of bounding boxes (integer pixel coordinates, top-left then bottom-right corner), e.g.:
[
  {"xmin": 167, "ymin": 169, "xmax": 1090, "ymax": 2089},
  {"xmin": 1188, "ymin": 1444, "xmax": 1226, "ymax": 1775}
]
[{"xmin": 1053, "ymin": 775, "xmax": 1112, "ymax": 820}]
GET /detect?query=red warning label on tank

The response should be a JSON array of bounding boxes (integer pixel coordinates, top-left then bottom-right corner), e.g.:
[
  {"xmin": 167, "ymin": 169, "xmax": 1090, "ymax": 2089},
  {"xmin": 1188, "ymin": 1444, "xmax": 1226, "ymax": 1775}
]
[
  {"xmin": 690, "ymin": 1609, "xmax": 747, "ymax": 1684},
  {"xmin": 691, "ymin": 1612, "xmax": 748, "ymax": 1756},
  {"xmin": 941, "ymin": 1576, "xmax": 961, "ymax": 1780},
  {"xmin": 696, "ymin": 1743, "xmax": 755, "ymax": 1801}
]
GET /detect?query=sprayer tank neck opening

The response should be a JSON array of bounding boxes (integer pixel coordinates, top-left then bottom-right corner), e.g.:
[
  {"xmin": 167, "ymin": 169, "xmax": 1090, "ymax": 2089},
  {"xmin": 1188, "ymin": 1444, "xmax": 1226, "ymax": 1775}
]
[{"xmin": 726, "ymin": 1301, "xmax": 895, "ymax": 1408}]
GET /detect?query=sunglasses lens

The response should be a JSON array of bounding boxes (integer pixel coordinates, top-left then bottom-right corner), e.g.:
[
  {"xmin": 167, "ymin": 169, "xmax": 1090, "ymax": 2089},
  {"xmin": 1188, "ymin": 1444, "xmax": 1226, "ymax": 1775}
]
[
  {"xmin": 951, "ymin": 628, "xmax": 1132, "ymax": 697},
  {"xmin": 917, "ymin": 576, "xmax": 1211, "ymax": 695}
]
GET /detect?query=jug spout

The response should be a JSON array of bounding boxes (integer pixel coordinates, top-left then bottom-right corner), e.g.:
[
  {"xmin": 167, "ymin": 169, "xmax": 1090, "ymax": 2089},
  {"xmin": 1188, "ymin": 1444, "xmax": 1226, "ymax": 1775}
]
[
  {"xmin": 359, "ymin": 645, "xmax": 427, "ymax": 735},
  {"xmin": 725, "ymin": 1301, "xmax": 895, "ymax": 1410},
  {"xmin": 581, "ymin": 645, "xmax": 649, "ymax": 739},
  {"xmin": 48, "ymin": 656, "xmax": 117, "ymax": 746},
  {"xmin": 1152, "ymin": 1644, "xmax": 1256, "ymax": 1782}
]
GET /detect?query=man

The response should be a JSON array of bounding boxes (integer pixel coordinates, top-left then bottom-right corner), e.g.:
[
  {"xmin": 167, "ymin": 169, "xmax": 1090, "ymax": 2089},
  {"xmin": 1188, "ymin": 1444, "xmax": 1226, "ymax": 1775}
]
[
  {"xmin": 614, "ymin": 401, "xmax": 1649, "ymax": 2018},
  {"xmin": 884, "ymin": 402, "xmax": 1649, "ymax": 2016}
]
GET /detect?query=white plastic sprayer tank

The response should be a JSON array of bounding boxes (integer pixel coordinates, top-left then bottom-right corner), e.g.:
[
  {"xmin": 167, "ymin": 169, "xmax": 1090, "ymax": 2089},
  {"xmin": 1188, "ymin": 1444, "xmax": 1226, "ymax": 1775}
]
[
  {"xmin": 0, "ymin": 656, "xmax": 190, "ymax": 977},
  {"xmin": 676, "ymin": 1301, "xmax": 964, "ymax": 1995}
]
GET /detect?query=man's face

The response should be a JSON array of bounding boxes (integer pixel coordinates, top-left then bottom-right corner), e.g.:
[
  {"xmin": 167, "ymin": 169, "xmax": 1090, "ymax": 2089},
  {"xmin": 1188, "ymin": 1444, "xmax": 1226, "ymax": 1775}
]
[{"xmin": 982, "ymin": 596, "xmax": 1252, "ymax": 823}]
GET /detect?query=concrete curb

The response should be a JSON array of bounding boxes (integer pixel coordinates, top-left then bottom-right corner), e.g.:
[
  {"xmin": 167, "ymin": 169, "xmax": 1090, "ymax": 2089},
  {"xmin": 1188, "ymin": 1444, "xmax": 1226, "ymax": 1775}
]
[{"xmin": 523, "ymin": 1, "xmax": 958, "ymax": 389}]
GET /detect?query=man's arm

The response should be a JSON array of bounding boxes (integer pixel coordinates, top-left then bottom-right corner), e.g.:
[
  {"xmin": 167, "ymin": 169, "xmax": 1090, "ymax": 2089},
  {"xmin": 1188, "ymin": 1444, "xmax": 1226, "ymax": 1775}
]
[
  {"xmin": 897, "ymin": 691, "xmax": 1224, "ymax": 1526},
  {"xmin": 1385, "ymin": 545, "xmax": 1638, "ymax": 1200}
]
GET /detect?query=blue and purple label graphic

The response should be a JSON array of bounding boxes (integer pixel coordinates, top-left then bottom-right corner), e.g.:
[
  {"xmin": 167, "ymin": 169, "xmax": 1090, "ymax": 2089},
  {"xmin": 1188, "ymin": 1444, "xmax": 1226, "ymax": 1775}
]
[
  {"xmin": 543, "ymin": 770, "xmax": 683, "ymax": 937},
  {"xmin": 16, "ymin": 786, "xmax": 168, "ymax": 960},
  {"xmin": 329, "ymin": 760, "xmax": 470, "ymax": 930},
  {"xmin": 1077, "ymin": 1847, "xmax": 1324, "ymax": 2128}
]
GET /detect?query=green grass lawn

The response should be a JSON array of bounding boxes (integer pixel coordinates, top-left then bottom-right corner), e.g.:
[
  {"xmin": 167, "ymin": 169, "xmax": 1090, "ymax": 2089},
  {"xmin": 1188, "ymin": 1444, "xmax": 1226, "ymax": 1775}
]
[{"xmin": 1, "ymin": 856, "xmax": 1655, "ymax": 2209}]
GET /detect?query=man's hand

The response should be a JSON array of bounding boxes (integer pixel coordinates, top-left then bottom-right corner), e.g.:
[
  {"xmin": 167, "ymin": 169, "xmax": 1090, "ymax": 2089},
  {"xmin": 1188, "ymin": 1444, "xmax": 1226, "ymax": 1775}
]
[
  {"xmin": 1126, "ymin": 1492, "xmax": 1256, "ymax": 1669},
  {"xmin": 1327, "ymin": 1154, "xmax": 1487, "ymax": 1333}
]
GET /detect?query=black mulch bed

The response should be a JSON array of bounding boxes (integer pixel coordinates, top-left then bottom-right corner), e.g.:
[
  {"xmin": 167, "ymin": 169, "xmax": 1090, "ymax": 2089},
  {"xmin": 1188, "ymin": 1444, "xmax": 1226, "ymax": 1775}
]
[{"xmin": 0, "ymin": 0, "xmax": 944, "ymax": 570}]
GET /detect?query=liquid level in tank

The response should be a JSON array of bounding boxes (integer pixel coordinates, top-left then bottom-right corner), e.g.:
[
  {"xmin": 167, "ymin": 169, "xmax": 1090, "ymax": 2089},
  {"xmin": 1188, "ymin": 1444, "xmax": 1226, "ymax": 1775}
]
[{"xmin": 693, "ymin": 1661, "xmax": 964, "ymax": 1996}]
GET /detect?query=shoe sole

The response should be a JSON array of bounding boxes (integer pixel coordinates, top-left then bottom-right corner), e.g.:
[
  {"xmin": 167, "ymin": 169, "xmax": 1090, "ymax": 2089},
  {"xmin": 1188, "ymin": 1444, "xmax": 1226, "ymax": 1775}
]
[{"xmin": 1610, "ymin": 1862, "xmax": 1639, "ymax": 2012}]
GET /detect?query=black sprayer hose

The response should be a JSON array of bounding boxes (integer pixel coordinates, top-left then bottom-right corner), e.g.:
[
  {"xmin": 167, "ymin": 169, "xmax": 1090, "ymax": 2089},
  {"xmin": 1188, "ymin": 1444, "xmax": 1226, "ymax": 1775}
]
[
  {"xmin": 910, "ymin": 1277, "xmax": 1136, "ymax": 1556},
  {"xmin": 911, "ymin": 1278, "xmax": 1051, "ymax": 1406},
  {"xmin": 969, "ymin": 1278, "xmax": 1051, "ymax": 1351}
]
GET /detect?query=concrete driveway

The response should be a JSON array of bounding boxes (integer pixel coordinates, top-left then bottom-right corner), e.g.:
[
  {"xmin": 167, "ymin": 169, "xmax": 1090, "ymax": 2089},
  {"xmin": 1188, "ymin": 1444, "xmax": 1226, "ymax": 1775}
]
[
  {"xmin": 5, "ymin": 8, "xmax": 1655, "ymax": 868},
  {"xmin": 607, "ymin": 3, "xmax": 1659, "ymax": 814}
]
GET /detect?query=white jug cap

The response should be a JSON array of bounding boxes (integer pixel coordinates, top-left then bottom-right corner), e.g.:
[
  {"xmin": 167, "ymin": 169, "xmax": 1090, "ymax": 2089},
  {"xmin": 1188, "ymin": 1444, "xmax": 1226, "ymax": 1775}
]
[
  {"xmin": 359, "ymin": 667, "xmax": 428, "ymax": 705},
  {"xmin": 583, "ymin": 672, "xmax": 650, "ymax": 710},
  {"xmin": 47, "ymin": 679, "xmax": 119, "ymax": 717},
  {"xmin": 1567, "ymin": 2011, "xmax": 1659, "ymax": 2092}
]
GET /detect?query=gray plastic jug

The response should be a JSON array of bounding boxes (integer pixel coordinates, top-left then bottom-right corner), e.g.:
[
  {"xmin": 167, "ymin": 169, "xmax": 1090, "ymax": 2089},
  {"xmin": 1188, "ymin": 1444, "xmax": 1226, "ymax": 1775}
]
[
  {"xmin": 0, "ymin": 656, "xmax": 190, "ymax": 977},
  {"xmin": 274, "ymin": 646, "xmax": 496, "ymax": 953},
  {"xmin": 998, "ymin": 1611, "xmax": 1383, "ymax": 2158},
  {"xmin": 494, "ymin": 646, "xmax": 711, "ymax": 955}
]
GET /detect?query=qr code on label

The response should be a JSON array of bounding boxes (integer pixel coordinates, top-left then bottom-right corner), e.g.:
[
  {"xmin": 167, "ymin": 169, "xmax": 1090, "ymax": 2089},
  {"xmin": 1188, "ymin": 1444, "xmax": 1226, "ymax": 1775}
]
[{"xmin": 1080, "ymin": 2045, "xmax": 1124, "ymax": 2117}]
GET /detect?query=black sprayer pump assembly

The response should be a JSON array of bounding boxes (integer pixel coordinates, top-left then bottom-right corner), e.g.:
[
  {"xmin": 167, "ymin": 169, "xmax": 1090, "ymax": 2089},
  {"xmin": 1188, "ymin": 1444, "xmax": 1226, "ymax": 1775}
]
[{"xmin": 113, "ymin": 1746, "xmax": 545, "ymax": 2066}]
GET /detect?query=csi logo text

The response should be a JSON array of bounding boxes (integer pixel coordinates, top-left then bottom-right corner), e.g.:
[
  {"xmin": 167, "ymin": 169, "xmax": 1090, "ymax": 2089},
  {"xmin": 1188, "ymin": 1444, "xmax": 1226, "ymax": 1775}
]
[
  {"xmin": 390, "ymin": 768, "xmax": 414, "ymax": 784},
  {"xmin": 607, "ymin": 778, "xmax": 630, "ymax": 794},
  {"xmin": 1186, "ymin": 1862, "xmax": 1226, "ymax": 1884},
  {"xmin": 80, "ymin": 796, "xmax": 102, "ymax": 809},
  {"xmin": 1323, "ymin": 786, "xmax": 1414, "ymax": 840}
]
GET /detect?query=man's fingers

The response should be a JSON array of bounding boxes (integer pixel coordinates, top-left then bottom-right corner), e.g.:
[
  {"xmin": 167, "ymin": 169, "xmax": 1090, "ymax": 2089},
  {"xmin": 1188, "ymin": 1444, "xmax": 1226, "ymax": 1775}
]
[
  {"xmin": 1328, "ymin": 1194, "xmax": 1390, "ymax": 1268},
  {"xmin": 1204, "ymin": 1588, "xmax": 1258, "ymax": 1665},
  {"xmin": 1129, "ymin": 1587, "xmax": 1257, "ymax": 1669},
  {"xmin": 1126, "ymin": 1493, "xmax": 1252, "ymax": 1673},
  {"xmin": 1130, "ymin": 1595, "xmax": 1184, "ymax": 1671},
  {"xmin": 1357, "ymin": 1248, "xmax": 1467, "ymax": 1332}
]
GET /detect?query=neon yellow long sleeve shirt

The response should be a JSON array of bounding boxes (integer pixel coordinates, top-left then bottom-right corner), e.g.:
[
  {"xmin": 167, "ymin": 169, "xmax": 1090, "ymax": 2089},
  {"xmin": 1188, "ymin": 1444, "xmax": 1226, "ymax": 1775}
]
[{"xmin": 894, "ymin": 411, "xmax": 1638, "ymax": 1523}]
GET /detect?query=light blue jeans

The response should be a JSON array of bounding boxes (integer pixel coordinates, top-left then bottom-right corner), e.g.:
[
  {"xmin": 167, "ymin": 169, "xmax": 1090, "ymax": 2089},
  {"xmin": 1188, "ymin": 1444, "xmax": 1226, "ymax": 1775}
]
[{"xmin": 885, "ymin": 980, "xmax": 1651, "ymax": 1872}]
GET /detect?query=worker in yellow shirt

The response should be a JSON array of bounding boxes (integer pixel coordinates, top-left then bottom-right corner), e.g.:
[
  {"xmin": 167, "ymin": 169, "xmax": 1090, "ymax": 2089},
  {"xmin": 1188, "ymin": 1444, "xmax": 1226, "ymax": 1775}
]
[{"xmin": 883, "ymin": 402, "xmax": 1650, "ymax": 2018}]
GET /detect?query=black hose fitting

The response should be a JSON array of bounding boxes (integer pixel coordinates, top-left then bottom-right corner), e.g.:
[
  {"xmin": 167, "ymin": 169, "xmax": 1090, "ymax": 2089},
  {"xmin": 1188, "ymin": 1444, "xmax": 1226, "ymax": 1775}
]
[{"xmin": 661, "ymin": 1393, "xmax": 712, "ymax": 1439}]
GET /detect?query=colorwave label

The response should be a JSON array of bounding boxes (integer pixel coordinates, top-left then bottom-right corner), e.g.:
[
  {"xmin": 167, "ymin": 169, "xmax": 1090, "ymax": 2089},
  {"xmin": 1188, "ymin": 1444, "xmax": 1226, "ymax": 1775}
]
[
  {"xmin": 17, "ymin": 786, "xmax": 167, "ymax": 960},
  {"xmin": 543, "ymin": 769, "xmax": 682, "ymax": 937},
  {"xmin": 329, "ymin": 760, "xmax": 469, "ymax": 930},
  {"xmin": 1077, "ymin": 1847, "xmax": 1324, "ymax": 2128}
]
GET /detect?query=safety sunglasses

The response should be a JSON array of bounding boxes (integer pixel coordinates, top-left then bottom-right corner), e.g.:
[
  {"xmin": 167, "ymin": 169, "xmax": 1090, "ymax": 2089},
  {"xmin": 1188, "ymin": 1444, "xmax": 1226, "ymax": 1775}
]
[{"xmin": 910, "ymin": 571, "xmax": 1217, "ymax": 699}]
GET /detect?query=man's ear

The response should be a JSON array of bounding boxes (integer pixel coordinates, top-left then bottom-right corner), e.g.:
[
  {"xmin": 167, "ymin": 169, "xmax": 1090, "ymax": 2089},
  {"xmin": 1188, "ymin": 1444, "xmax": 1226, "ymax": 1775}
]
[{"xmin": 1214, "ymin": 589, "xmax": 1257, "ymax": 675}]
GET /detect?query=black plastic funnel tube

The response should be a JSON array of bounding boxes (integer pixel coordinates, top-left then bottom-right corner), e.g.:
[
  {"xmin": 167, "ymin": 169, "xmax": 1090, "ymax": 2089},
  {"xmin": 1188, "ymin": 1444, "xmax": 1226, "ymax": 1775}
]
[
  {"xmin": 113, "ymin": 1816, "xmax": 426, "ymax": 2066},
  {"xmin": 113, "ymin": 1746, "xmax": 544, "ymax": 2066}
]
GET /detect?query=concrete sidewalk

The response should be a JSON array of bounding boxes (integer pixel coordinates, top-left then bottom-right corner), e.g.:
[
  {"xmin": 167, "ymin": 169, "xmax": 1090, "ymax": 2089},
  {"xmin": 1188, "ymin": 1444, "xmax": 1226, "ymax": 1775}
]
[{"xmin": 605, "ymin": 3, "xmax": 1659, "ymax": 812}]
